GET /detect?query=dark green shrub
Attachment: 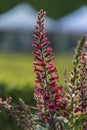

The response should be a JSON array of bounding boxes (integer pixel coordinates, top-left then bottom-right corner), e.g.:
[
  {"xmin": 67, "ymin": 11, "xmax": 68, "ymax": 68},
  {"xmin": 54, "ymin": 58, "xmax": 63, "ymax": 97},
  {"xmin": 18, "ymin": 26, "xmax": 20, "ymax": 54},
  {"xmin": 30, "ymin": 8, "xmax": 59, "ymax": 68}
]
[{"xmin": 0, "ymin": 83, "xmax": 35, "ymax": 130}]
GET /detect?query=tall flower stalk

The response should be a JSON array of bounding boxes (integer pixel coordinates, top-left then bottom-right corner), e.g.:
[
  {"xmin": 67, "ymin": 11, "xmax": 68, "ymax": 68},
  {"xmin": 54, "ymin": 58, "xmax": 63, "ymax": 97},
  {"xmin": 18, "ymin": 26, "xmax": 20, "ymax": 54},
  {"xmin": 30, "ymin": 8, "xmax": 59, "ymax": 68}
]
[
  {"xmin": 64, "ymin": 36, "xmax": 87, "ymax": 130},
  {"xmin": 78, "ymin": 40, "xmax": 87, "ymax": 129},
  {"xmin": 33, "ymin": 10, "xmax": 66, "ymax": 130},
  {"xmin": 0, "ymin": 9, "xmax": 87, "ymax": 130}
]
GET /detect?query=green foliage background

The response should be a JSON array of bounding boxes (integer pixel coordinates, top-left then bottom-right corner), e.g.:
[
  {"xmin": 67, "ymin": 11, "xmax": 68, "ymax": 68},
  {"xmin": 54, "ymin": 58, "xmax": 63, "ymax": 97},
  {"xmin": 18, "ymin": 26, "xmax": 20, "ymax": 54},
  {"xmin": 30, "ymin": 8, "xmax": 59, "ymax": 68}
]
[
  {"xmin": 0, "ymin": 0, "xmax": 87, "ymax": 19},
  {"xmin": 0, "ymin": 53, "xmax": 72, "ymax": 86}
]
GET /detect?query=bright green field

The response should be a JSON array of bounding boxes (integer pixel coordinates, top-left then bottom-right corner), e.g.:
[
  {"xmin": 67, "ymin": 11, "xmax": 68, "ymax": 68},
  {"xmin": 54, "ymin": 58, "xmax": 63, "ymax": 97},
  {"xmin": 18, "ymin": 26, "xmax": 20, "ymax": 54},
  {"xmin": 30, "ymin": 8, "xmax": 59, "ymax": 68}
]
[{"xmin": 0, "ymin": 53, "xmax": 73, "ymax": 87}]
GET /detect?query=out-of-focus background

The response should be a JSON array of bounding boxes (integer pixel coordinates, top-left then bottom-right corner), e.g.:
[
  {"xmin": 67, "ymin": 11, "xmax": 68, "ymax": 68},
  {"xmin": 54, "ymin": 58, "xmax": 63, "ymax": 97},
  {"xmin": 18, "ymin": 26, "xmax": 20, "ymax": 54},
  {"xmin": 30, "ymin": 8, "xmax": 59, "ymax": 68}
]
[{"xmin": 0, "ymin": 0, "xmax": 87, "ymax": 130}]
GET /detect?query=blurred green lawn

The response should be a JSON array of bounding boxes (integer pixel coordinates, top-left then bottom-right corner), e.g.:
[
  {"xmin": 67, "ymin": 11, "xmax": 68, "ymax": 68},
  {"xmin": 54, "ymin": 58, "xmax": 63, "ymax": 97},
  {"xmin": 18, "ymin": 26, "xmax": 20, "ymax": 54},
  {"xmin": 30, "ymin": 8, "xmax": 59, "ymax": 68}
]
[{"xmin": 0, "ymin": 53, "xmax": 73, "ymax": 87}]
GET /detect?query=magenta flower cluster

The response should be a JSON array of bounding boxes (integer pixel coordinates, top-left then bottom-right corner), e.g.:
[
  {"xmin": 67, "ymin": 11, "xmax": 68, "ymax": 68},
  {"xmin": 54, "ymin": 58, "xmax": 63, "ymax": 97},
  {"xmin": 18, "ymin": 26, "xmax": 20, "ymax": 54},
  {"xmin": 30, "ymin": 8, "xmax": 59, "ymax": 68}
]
[{"xmin": 33, "ymin": 10, "xmax": 66, "ymax": 125}]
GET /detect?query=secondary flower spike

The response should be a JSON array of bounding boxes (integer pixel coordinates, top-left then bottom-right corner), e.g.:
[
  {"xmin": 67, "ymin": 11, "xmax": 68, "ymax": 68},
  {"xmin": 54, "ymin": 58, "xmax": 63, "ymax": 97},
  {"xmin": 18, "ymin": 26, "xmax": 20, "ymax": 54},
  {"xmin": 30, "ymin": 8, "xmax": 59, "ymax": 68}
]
[{"xmin": 33, "ymin": 9, "xmax": 66, "ymax": 128}]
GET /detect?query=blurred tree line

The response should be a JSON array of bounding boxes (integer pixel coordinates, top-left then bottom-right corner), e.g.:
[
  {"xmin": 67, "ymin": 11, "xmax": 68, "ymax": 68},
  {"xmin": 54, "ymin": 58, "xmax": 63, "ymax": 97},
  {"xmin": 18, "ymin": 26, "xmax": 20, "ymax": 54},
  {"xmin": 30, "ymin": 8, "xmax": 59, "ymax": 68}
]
[{"xmin": 0, "ymin": 0, "xmax": 87, "ymax": 19}]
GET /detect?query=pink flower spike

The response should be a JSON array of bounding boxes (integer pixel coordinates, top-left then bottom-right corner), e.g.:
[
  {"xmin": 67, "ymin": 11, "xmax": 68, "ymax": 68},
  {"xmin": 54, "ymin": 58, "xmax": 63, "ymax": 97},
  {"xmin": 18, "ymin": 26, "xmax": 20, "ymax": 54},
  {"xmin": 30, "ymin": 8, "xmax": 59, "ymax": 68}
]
[{"xmin": 33, "ymin": 10, "xmax": 61, "ymax": 121}]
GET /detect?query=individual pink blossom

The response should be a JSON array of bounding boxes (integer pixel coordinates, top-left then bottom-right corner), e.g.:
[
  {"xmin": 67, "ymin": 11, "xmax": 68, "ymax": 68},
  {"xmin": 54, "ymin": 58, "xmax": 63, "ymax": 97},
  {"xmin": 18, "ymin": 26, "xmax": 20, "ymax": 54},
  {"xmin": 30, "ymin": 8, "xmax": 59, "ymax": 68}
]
[
  {"xmin": 44, "ymin": 94, "xmax": 50, "ymax": 101},
  {"xmin": 55, "ymin": 97, "xmax": 63, "ymax": 102},
  {"xmin": 84, "ymin": 41, "xmax": 87, "ymax": 49},
  {"xmin": 80, "ymin": 53, "xmax": 86, "ymax": 64},
  {"xmin": 50, "ymin": 81, "xmax": 57, "ymax": 87},
  {"xmin": 46, "ymin": 57, "xmax": 55, "ymax": 63},
  {"xmin": 53, "ymin": 86, "xmax": 62, "ymax": 94},
  {"xmin": 50, "ymin": 76, "xmax": 59, "ymax": 81},
  {"xmin": 49, "ymin": 103, "xmax": 56, "ymax": 110},
  {"xmin": 44, "ymin": 118, "xmax": 49, "ymax": 123},
  {"xmin": 0, "ymin": 98, "xmax": 2, "ymax": 102}
]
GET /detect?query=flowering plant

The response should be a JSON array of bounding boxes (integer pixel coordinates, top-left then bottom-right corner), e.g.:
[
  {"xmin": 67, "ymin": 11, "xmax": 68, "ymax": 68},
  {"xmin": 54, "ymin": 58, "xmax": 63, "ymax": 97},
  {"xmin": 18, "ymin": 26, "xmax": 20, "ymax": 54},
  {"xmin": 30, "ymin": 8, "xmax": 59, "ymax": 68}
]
[{"xmin": 0, "ymin": 10, "xmax": 87, "ymax": 130}]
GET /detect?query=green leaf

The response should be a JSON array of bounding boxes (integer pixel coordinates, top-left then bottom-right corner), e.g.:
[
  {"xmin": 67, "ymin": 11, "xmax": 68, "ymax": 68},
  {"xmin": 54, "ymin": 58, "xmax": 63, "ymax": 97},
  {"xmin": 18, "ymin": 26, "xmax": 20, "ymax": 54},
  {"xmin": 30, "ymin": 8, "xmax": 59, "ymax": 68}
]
[
  {"xmin": 55, "ymin": 117, "xmax": 71, "ymax": 130},
  {"xmin": 37, "ymin": 125, "xmax": 48, "ymax": 130},
  {"xmin": 61, "ymin": 120, "xmax": 71, "ymax": 130},
  {"xmin": 74, "ymin": 114, "xmax": 87, "ymax": 130}
]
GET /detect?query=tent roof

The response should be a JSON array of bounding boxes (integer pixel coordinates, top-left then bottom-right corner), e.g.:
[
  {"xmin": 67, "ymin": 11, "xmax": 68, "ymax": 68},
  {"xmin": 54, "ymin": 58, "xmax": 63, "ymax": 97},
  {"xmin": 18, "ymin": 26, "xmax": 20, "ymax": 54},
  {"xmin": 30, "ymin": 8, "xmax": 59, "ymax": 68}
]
[
  {"xmin": 0, "ymin": 3, "xmax": 55, "ymax": 32},
  {"xmin": 55, "ymin": 6, "xmax": 87, "ymax": 35}
]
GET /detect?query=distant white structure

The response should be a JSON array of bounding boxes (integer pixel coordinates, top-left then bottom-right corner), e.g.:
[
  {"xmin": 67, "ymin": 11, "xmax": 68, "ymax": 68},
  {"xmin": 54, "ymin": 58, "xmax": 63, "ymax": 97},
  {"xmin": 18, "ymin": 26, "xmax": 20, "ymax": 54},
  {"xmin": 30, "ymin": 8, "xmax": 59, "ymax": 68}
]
[
  {"xmin": 0, "ymin": 3, "xmax": 55, "ymax": 51},
  {"xmin": 0, "ymin": 3, "xmax": 36, "ymax": 31},
  {"xmin": 55, "ymin": 6, "xmax": 87, "ymax": 35},
  {"xmin": 0, "ymin": 3, "xmax": 55, "ymax": 32},
  {"xmin": 54, "ymin": 6, "xmax": 87, "ymax": 52}
]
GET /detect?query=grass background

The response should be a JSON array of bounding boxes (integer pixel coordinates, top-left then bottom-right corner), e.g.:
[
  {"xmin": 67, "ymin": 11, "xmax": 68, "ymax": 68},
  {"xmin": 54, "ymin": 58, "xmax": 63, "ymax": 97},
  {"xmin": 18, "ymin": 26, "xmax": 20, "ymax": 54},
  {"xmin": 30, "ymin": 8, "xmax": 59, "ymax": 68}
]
[{"xmin": 0, "ymin": 52, "xmax": 73, "ymax": 86}]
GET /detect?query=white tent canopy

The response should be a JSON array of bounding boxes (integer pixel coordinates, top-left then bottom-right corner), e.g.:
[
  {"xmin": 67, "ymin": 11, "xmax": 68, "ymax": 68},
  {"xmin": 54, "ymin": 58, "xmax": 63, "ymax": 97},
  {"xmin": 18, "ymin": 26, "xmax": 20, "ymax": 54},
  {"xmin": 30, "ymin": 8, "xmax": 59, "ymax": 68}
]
[
  {"xmin": 0, "ymin": 3, "xmax": 55, "ymax": 32},
  {"xmin": 55, "ymin": 6, "xmax": 87, "ymax": 35}
]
